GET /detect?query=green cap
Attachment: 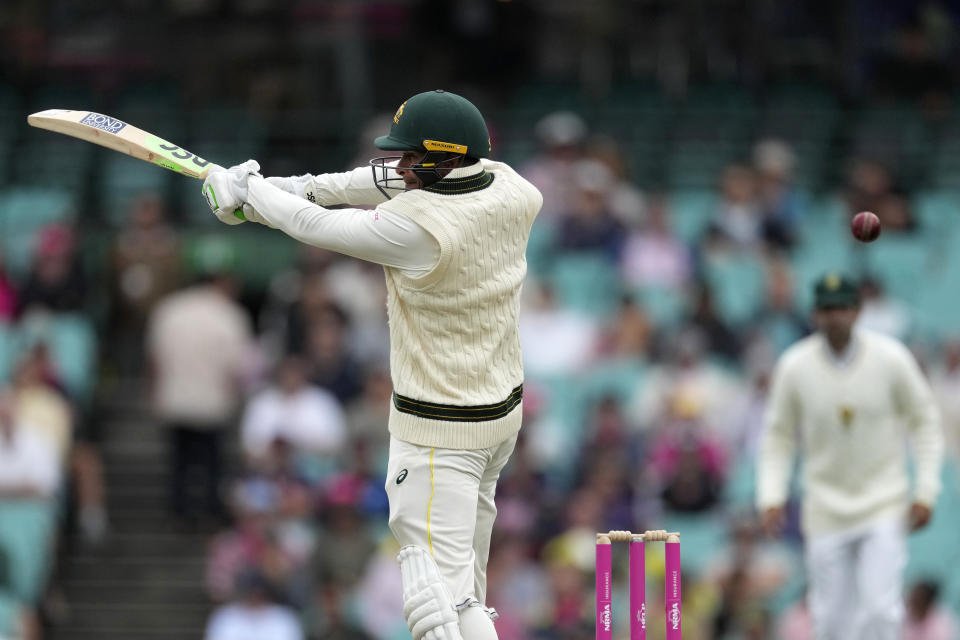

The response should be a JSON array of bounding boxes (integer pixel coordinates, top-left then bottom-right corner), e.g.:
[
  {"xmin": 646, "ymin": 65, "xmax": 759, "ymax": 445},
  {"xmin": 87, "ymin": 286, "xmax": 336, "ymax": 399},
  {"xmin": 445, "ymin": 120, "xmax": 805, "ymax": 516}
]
[
  {"xmin": 813, "ymin": 273, "xmax": 860, "ymax": 308},
  {"xmin": 375, "ymin": 90, "xmax": 491, "ymax": 158}
]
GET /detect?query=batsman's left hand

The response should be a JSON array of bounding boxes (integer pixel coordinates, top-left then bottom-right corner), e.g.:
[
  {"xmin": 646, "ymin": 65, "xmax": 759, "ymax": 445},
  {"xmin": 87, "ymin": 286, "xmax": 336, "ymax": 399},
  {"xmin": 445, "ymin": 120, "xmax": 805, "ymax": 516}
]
[{"xmin": 202, "ymin": 160, "xmax": 261, "ymax": 225}]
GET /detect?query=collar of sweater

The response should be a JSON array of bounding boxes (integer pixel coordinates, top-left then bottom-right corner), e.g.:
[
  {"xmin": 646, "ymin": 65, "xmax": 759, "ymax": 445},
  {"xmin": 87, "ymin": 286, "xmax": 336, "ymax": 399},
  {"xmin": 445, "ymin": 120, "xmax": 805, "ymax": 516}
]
[{"xmin": 424, "ymin": 161, "xmax": 494, "ymax": 195}]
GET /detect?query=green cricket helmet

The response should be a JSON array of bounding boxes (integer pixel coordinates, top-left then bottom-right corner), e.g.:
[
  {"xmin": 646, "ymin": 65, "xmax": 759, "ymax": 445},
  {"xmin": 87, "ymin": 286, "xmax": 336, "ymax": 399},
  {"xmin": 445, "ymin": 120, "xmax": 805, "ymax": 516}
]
[{"xmin": 370, "ymin": 90, "xmax": 491, "ymax": 194}]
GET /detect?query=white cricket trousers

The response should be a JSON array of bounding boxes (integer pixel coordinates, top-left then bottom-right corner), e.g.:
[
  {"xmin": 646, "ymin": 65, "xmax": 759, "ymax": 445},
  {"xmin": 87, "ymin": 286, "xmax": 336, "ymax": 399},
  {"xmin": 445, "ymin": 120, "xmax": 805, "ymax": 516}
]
[
  {"xmin": 385, "ymin": 434, "xmax": 518, "ymax": 617},
  {"xmin": 805, "ymin": 518, "xmax": 906, "ymax": 640}
]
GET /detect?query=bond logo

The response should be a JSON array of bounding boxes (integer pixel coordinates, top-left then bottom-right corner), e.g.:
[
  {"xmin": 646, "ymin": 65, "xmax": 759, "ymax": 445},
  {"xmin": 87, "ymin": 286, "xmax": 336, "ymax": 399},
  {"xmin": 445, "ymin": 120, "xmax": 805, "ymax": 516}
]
[
  {"xmin": 80, "ymin": 112, "xmax": 127, "ymax": 134},
  {"xmin": 670, "ymin": 602, "xmax": 681, "ymax": 630},
  {"xmin": 600, "ymin": 604, "xmax": 611, "ymax": 631},
  {"xmin": 639, "ymin": 603, "xmax": 646, "ymax": 629}
]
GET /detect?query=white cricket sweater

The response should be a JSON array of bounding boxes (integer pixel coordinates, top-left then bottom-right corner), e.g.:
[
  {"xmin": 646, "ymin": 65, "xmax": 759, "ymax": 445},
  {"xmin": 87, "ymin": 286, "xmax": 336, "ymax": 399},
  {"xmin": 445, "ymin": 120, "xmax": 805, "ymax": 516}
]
[
  {"xmin": 756, "ymin": 329, "xmax": 943, "ymax": 536},
  {"xmin": 376, "ymin": 161, "xmax": 542, "ymax": 449},
  {"xmin": 246, "ymin": 160, "xmax": 542, "ymax": 449}
]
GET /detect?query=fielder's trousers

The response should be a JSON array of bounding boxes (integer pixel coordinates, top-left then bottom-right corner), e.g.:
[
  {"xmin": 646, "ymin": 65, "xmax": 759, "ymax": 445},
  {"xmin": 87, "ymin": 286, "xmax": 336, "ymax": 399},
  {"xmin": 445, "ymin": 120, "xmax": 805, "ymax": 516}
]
[{"xmin": 805, "ymin": 517, "xmax": 906, "ymax": 640}]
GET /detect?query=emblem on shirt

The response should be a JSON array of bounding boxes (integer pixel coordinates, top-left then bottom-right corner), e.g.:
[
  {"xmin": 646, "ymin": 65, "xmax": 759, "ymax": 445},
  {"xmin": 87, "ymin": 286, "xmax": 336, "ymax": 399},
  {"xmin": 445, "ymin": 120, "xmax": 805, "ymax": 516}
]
[
  {"xmin": 839, "ymin": 406, "xmax": 855, "ymax": 428},
  {"xmin": 393, "ymin": 101, "xmax": 407, "ymax": 124},
  {"xmin": 395, "ymin": 469, "xmax": 408, "ymax": 485}
]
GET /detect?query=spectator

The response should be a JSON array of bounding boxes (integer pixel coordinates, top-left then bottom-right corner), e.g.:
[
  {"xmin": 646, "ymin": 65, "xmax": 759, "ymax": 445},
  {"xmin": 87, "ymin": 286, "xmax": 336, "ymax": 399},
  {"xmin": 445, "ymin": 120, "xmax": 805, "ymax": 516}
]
[
  {"xmin": 312, "ymin": 474, "xmax": 377, "ymax": 589},
  {"xmin": 304, "ymin": 582, "xmax": 374, "ymax": 640},
  {"xmin": 856, "ymin": 276, "xmax": 911, "ymax": 339},
  {"xmin": 845, "ymin": 158, "xmax": 895, "ymax": 222},
  {"xmin": 110, "ymin": 193, "xmax": 181, "ymax": 369},
  {"xmin": 600, "ymin": 296, "xmax": 654, "ymax": 359},
  {"xmin": 709, "ymin": 164, "xmax": 762, "ymax": 250},
  {"xmin": 686, "ymin": 283, "xmax": 741, "ymax": 362},
  {"xmin": 204, "ymin": 568, "xmax": 303, "ymax": 640},
  {"xmin": 874, "ymin": 192, "xmax": 918, "ymax": 233},
  {"xmin": 304, "ymin": 304, "xmax": 363, "ymax": 404},
  {"xmin": 519, "ymin": 282, "xmax": 599, "ymax": 377},
  {"xmin": 753, "ymin": 138, "xmax": 806, "ymax": 249},
  {"xmin": 904, "ymin": 579, "xmax": 960, "ymax": 640},
  {"xmin": 585, "ymin": 134, "xmax": 647, "ymax": 226},
  {"xmin": 0, "ymin": 250, "xmax": 17, "ymax": 322},
  {"xmin": 555, "ymin": 159, "xmax": 625, "ymax": 261},
  {"xmin": 631, "ymin": 328, "xmax": 742, "ymax": 437},
  {"xmin": 344, "ymin": 367, "xmax": 392, "ymax": 469},
  {"xmin": 751, "ymin": 260, "xmax": 811, "ymax": 355},
  {"xmin": 521, "ymin": 111, "xmax": 588, "ymax": 221},
  {"xmin": 147, "ymin": 274, "xmax": 253, "ymax": 523},
  {"xmin": 0, "ymin": 387, "xmax": 60, "ymax": 500},
  {"xmin": 620, "ymin": 193, "xmax": 693, "ymax": 291},
  {"xmin": 649, "ymin": 394, "xmax": 727, "ymax": 513},
  {"xmin": 240, "ymin": 355, "xmax": 346, "ymax": 463},
  {"xmin": 18, "ymin": 224, "xmax": 87, "ymax": 316},
  {"xmin": 930, "ymin": 339, "xmax": 960, "ymax": 462}
]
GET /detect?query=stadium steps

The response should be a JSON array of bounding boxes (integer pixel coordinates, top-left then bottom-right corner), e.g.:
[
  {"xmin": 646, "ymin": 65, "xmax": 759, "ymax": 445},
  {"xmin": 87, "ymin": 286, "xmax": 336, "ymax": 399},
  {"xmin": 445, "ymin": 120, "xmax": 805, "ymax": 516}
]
[{"xmin": 48, "ymin": 384, "xmax": 219, "ymax": 640}]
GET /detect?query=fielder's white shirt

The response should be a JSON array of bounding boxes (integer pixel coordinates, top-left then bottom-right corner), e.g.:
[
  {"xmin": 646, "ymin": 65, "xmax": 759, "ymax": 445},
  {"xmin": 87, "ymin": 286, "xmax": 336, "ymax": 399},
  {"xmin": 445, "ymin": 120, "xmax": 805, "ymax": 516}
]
[{"xmin": 756, "ymin": 329, "xmax": 943, "ymax": 536}]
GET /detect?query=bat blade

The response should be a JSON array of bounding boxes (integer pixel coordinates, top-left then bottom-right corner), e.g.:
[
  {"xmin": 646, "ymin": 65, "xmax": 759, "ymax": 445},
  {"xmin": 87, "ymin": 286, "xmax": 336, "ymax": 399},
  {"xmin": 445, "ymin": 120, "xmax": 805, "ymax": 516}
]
[{"xmin": 27, "ymin": 109, "xmax": 216, "ymax": 179}]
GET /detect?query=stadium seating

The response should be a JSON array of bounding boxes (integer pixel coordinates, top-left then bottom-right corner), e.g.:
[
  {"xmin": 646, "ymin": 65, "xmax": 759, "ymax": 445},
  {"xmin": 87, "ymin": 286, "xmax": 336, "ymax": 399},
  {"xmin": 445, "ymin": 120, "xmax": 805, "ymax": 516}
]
[
  {"xmin": 0, "ymin": 501, "xmax": 57, "ymax": 604},
  {"xmin": 0, "ymin": 187, "xmax": 75, "ymax": 277}
]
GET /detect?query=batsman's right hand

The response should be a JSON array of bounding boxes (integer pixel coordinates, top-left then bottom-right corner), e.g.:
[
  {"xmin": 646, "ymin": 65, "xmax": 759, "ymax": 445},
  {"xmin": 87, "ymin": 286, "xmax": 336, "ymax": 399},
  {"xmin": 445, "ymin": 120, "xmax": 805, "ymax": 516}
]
[{"xmin": 202, "ymin": 160, "xmax": 261, "ymax": 225}]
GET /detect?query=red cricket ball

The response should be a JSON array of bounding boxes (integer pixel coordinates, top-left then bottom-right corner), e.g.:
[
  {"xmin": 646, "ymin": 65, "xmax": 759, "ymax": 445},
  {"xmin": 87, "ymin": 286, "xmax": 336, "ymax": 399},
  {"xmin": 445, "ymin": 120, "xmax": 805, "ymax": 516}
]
[{"xmin": 851, "ymin": 211, "xmax": 881, "ymax": 243}]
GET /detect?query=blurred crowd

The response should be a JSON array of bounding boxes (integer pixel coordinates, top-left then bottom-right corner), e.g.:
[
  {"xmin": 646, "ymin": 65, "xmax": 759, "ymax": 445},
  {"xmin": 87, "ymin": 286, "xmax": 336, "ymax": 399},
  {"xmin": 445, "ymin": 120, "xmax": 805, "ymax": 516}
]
[
  {"xmin": 0, "ymin": 1, "xmax": 959, "ymax": 638},
  {"xmin": 134, "ymin": 115, "xmax": 960, "ymax": 639},
  {"xmin": 2, "ymin": 108, "xmax": 960, "ymax": 639}
]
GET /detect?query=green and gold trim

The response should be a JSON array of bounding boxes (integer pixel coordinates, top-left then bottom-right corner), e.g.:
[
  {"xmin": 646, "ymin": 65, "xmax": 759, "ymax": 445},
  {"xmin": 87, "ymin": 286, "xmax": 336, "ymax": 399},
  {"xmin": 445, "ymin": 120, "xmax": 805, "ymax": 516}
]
[
  {"xmin": 424, "ymin": 170, "xmax": 495, "ymax": 195},
  {"xmin": 393, "ymin": 384, "xmax": 522, "ymax": 421}
]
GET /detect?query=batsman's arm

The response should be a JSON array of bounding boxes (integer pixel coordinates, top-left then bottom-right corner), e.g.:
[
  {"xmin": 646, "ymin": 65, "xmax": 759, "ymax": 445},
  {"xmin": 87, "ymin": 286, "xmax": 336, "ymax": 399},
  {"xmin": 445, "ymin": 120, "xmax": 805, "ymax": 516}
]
[
  {"xmin": 245, "ymin": 176, "xmax": 437, "ymax": 274},
  {"xmin": 268, "ymin": 167, "xmax": 389, "ymax": 207}
]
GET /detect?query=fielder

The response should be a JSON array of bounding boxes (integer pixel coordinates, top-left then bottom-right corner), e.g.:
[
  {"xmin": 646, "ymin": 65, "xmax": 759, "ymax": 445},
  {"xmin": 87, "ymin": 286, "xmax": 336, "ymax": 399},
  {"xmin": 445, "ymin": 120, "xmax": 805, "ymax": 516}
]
[
  {"xmin": 201, "ymin": 90, "xmax": 542, "ymax": 639},
  {"xmin": 756, "ymin": 273, "xmax": 944, "ymax": 640}
]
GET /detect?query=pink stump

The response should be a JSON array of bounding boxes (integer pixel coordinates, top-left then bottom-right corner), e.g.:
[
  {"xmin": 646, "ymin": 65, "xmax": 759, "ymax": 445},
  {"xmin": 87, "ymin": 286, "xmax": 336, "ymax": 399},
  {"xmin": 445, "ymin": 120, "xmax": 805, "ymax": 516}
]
[
  {"xmin": 665, "ymin": 540, "xmax": 682, "ymax": 640},
  {"xmin": 596, "ymin": 540, "xmax": 613, "ymax": 639},
  {"xmin": 630, "ymin": 538, "xmax": 646, "ymax": 639}
]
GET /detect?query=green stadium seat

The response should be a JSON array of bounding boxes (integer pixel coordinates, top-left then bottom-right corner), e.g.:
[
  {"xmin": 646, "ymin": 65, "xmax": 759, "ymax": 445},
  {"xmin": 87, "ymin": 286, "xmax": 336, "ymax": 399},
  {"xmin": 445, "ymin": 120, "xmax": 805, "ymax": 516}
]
[
  {"xmin": 861, "ymin": 233, "xmax": 930, "ymax": 306},
  {"xmin": 98, "ymin": 150, "xmax": 172, "ymax": 224},
  {"xmin": 181, "ymin": 229, "xmax": 300, "ymax": 289},
  {"xmin": 581, "ymin": 358, "xmax": 648, "ymax": 409},
  {"xmin": 905, "ymin": 461, "xmax": 960, "ymax": 605},
  {"xmin": 15, "ymin": 314, "xmax": 97, "ymax": 403},
  {"xmin": 548, "ymin": 252, "xmax": 621, "ymax": 319},
  {"xmin": 703, "ymin": 251, "xmax": 766, "ymax": 325},
  {"xmin": 0, "ymin": 187, "xmax": 75, "ymax": 277},
  {"xmin": 0, "ymin": 590, "xmax": 20, "ymax": 638},
  {"xmin": 0, "ymin": 500, "xmax": 57, "ymax": 604},
  {"xmin": 661, "ymin": 509, "xmax": 728, "ymax": 576},
  {"xmin": 633, "ymin": 285, "xmax": 688, "ymax": 326},
  {"xmin": 667, "ymin": 188, "xmax": 716, "ymax": 243},
  {"xmin": 0, "ymin": 323, "xmax": 14, "ymax": 384},
  {"xmin": 525, "ymin": 221, "xmax": 556, "ymax": 277},
  {"xmin": 10, "ymin": 136, "xmax": 93, "ymax": 193}
]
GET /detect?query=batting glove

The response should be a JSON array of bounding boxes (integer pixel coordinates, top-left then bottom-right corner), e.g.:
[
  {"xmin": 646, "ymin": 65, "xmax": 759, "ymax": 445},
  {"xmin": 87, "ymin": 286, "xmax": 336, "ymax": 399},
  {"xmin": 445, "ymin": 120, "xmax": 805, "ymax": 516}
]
[
  {"xmin": 265, "ymin": 174, "xmax": 313, "ymax": 198},
  {"xmin": 202, "ymin": 160, "xmax": 261, "ymax": 225}
]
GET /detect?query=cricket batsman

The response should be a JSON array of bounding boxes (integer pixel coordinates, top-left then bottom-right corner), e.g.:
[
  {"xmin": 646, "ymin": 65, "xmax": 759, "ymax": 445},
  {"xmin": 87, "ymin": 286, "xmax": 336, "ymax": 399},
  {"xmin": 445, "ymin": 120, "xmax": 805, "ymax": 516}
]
[
  {"xmin": 756, "ymin": 273, "xmax": 944, "ymax": 640},
  {"xmin": 201, "ymin": 90, "xmax": 542, "ymax": 639}
]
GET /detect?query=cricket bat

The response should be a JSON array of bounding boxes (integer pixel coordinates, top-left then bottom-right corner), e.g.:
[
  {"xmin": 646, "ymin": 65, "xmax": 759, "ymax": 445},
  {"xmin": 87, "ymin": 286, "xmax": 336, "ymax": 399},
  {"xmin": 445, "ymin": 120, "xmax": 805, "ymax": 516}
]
[{"xmin": 27, "ymin": 109, "xmax": 218, "ymax": 179}]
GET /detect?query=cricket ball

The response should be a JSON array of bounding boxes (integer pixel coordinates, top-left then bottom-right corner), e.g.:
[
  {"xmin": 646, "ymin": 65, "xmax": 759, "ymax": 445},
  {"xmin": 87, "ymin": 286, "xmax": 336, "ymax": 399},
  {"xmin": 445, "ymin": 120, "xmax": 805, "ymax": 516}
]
[{"xmin": 851, "ymin": 211, "xmax": 881, "ymax": 243}]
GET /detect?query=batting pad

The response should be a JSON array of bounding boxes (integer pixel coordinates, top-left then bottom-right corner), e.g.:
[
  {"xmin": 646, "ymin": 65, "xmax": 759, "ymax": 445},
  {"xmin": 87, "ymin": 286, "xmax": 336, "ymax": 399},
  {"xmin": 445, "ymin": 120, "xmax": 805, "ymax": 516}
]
[{"xmin": 398, "ymin": 545, "xmax": 465, "ymax": 640}]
